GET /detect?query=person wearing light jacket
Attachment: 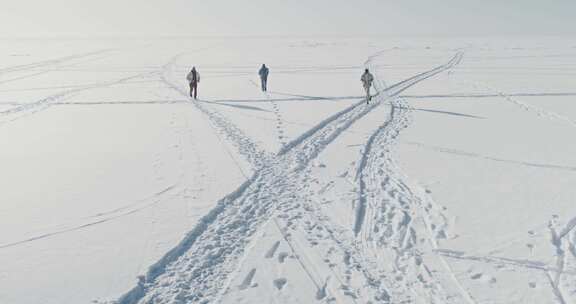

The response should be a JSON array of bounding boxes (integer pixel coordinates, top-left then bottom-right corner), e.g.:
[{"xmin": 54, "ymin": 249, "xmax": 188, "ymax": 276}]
[{"xmin": 361, "ymin": 69, "xmax": 374, "ymax": 104}]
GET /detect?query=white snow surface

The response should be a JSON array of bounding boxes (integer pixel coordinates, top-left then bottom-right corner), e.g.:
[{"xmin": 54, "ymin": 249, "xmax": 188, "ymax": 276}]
[{"xmin": 1, "ymin": 36, "xmax": 576, "ymax": 304}]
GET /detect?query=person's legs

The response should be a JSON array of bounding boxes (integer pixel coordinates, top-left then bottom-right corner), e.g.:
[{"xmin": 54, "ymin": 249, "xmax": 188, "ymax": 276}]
[
  {"xmin": 263, "ymin": 78, "xmax": 267, "ymax": 91},
  {"xmin": 193, "ymin": 83, "xmax": 198, "ymax": 99},
  {"xmin": 189, "ymin": 83, "xmax": 194, "ymax": 97}
]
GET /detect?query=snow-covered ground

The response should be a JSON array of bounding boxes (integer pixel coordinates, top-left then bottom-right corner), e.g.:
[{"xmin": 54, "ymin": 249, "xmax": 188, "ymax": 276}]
[{"xmin": 0, "ymin": 36, "xmax": 575, "ymax": 304}]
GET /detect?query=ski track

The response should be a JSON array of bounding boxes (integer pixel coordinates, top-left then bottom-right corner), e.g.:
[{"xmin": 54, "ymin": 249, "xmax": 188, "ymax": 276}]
[
  {"xmin": 0, "ymin": 51, "xmax": 114, "ymax": 86},
  {"xmin": 466, "ymin": 81, "xmax": 576, "ymax": 128},
  {"xmin": 434, "ymin": 249, "xmax": 576, "ymax": 276},
  {"xmin": 264, "ymin": 166, "xmax": 395, "ymax": 303},
  {"xmin": 0, "ymin": 49, "xmax": 113, "ymax": 76},
  {"xmin": 0, "ymin": 71, "xmax": 156, "ymax": 127},
  {"xmin": 160, "ymin": 54, "xmax": 272, "ymax": 172},
  {"xmin": 189, "ymin": 96, "xmax": 408, "ymax": 299},
  {"xmin": 0, "ymin": 185, "xmax": 184, "ymax": 250},
  {"xmin": 548, "ymin": 215, "xmax": 576, "ymax": 304},
  {"xmin": 0, "ymin": 111, "xmax": 208, "ymax": 250},
  {"xmin": 264, "ymin": 54, "xmax": 470, "ymax": 304},
  {"xmin": 403, "ymin": 92, "xmax": 576, "ymax": 99},
  {"xmin": 404, "ymin": 141, "xmax": 576, "ymax": 172},
  {"xmin": 0, "ymin": 79, "xmax": 160, "ymax": 93},
  {"xmin": 116, "ymin": 50, "xmax": 466, "ymax": 304},
  {"xmin": 353, "ymin": 52, "xmax": 475, "ymax": 304}
]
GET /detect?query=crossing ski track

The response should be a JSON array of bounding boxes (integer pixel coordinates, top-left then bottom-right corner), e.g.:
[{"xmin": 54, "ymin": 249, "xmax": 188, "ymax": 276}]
[
  {"xmin": 0, "ymin": 71, "xmax": 156, "ymax": 127},
  {"xmin": 116, "ymin": 50, "xmax": 465, "ymax": 304},
  {"xmin": 353, "ymin": 52, "xmax": 478, "ymax": 304},
  {"xmin": 0, "ymin": 47, "xmax": 152, "ymax": 127},
  {"xmin": 0, "ymin": 49, "xmax": 113, "ymax": 76},
  {"xmin": 0, "ymin": 49, "xmax": 115, "ymax": 86}
]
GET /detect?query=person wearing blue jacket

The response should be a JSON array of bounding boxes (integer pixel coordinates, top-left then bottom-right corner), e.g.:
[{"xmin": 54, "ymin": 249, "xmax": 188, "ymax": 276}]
[{"xmin": 258, "ymin": 64, "xmax": 269, "ymax": 92}]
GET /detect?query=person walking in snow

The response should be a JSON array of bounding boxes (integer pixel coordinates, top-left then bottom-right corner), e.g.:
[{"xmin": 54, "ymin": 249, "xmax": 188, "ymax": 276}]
[
  {"xmin": 258, "ymin": 64, "xmax": 269, "ymax": 92},
  {"xmin": 186, "ymin": 67, "xmax": 200, "ymax": 99},
  {"xmin": 361, "ymin": 68, "xmax": 374, "ymax": 104}
]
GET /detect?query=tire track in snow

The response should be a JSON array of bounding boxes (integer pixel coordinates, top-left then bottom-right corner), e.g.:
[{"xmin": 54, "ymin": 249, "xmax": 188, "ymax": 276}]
[{"xmin": 117, "ymin": 51, "xmax": 465, "ymax": 304}]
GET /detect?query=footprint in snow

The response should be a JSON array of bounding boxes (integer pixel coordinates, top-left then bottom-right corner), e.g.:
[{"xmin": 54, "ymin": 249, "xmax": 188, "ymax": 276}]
[
  {"xmin": 239, "ymin": 268, "xmax": 257, "ymax": 290},
  {"xmin": 278, "ymin": 252, "xmax": 289, "ymax": 263},
  {"xmin": 526, "ymin": 243, "xmax": 534, "ymax": 254},
  {"xmin": 265, "ymin": 241, "xmax": 281, "ymax": 259},
  {"xmin": 470, "ymin": 272, "xmax": 497, "ymax": 284},
  {"xmin": 273, "ymin": 278, "xmax": 287, "ymax": 290}
]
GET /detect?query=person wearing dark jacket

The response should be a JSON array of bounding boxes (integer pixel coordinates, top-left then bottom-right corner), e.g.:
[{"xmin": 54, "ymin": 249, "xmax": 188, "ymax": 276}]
[
  {"xmin": 186, "ymin": 67, "xmax": 200, "ymax": 99},
  {"xmin": 258, "ymin": 64, "xmax": 269, "ymax": 92}
]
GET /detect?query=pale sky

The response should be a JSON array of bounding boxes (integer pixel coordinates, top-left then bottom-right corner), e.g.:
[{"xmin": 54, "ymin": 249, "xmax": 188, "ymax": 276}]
[{"xmin": 1, "ymin": 0, "xmax": 574, "ymax": 37}]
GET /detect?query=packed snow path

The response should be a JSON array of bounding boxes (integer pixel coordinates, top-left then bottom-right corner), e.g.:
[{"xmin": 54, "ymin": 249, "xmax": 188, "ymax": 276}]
[{"xmin": 117, "ymin": 51, "xmax": 463, "ymax": 304}]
